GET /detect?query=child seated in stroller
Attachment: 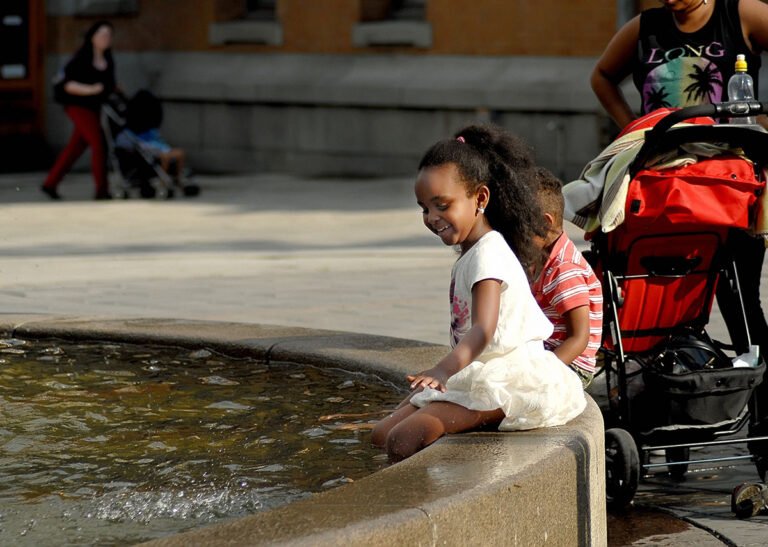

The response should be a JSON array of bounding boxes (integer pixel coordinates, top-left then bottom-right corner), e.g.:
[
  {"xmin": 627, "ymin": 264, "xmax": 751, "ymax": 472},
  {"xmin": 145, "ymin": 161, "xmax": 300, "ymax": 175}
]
[
  {"xmin": 122, "ymin": 125, "xmax": 187, "ymax": 182},
  {"xmin": 114, "ymin": 89, "xmax": 198, "ymax": 197}
]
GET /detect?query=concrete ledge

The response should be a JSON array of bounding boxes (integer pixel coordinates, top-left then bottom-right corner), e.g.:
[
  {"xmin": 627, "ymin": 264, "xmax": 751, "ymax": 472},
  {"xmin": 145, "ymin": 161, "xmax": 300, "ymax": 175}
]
[
  {"xmin": 352, "ymin": 21, "xmax": 432, "ymax": 48},
  {"xmin": 116, "ymin": 52, "xmax": 602, "ymax": 112},
  {"xmin": 208, "ymin": 21, "xmax": 284, "ymax": 46},
  {"xmin": 50, "ymin": 51, "xmax": 604, "ymax": 110},
  {"xmin": 1, "ymin": 315, "xmax": 445, "ymax": 383},
  {"xmin": 0, "ymin": 314, "xmax": 606, "ymax": 545}
]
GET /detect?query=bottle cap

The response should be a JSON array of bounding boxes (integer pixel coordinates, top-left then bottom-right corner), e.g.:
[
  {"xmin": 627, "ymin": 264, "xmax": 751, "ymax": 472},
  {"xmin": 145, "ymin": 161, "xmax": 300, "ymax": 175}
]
[{"xmin": 735, "ymin": 54, "xmax": 748, "ymax": 72}]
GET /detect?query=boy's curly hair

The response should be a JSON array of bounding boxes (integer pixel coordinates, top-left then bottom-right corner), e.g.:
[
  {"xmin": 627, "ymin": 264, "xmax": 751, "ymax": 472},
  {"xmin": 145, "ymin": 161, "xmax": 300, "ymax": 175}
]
[
  {"xmin": 533, "ymin": 166, "xmax": 565, "ymax": 228},
  {"xmin": 417, "ymin": 124, "xmax": 547, "ymax": 279}
]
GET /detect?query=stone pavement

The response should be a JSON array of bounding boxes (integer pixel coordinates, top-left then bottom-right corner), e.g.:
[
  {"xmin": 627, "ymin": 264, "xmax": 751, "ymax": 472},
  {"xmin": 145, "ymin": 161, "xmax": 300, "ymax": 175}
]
[
  {"xmin": 1, "ymin": 170, "xmax": 768, "ymax": 545},
  {"xmin": 0, "ymin": 171, "xmax": 452, "ymax": 344}
]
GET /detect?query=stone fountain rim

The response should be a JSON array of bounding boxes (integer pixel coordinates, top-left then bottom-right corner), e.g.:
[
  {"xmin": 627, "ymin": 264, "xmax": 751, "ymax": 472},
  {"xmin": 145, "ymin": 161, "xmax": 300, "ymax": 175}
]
[{"xmin": 0, "ymin": 314, "xmax": 606, "ymax": 546}]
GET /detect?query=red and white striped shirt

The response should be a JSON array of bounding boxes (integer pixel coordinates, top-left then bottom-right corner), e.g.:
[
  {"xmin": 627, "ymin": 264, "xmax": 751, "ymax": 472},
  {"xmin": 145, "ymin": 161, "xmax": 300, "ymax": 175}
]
[{"xmin": 532, "ymin": 232, "xmax": 603, "ymax": 374}]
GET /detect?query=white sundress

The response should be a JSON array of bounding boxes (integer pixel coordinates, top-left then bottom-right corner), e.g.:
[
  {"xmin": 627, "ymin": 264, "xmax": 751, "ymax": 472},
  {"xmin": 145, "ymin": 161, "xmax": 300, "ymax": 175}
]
[{"xmin": 410, "ymin": 231, "xmax": 586, "ymax": 430}]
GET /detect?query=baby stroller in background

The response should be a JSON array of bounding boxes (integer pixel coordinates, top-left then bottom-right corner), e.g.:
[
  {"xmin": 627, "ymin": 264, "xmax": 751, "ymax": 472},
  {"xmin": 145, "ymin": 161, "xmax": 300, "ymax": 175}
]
[
  {"xmin": 102, "ymin": 90, "xmax": 200, "ymax": 199},
  {"xmin": 581, "ymin": 102, "xmax": 768, "ymax": 507}
]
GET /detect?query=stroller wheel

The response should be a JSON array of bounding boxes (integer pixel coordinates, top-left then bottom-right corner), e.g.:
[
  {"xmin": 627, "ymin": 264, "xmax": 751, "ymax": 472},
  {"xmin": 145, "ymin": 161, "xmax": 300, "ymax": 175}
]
[
  {"xmin": 605, "ymin": 428, "xmax": 640, "ymax": 508},
  {"xmin": 665, "ymin": 447, "xmax": 690, "ymax": 480},
  {"xmin": 165, "ymin": 188, "xmax": 175, "ymax": 200}
]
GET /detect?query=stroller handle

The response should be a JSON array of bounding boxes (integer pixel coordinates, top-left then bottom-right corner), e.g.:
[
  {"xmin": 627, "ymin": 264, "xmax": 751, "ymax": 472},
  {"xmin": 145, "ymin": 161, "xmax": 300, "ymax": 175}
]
[
  {"xmin": 631, "ymin": 101, "xmax": 768, "ymax": 175},
  {"xmin": 647, "ymin": 100, "xmax": 767, "ymax": 136}
]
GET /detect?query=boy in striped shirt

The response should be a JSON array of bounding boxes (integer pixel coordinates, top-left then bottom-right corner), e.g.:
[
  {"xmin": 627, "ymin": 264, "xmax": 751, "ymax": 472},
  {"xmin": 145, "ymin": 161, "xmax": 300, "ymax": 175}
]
[{"xmin": 531, "ymin": 167, "xmax": 603, "ymax": 388}]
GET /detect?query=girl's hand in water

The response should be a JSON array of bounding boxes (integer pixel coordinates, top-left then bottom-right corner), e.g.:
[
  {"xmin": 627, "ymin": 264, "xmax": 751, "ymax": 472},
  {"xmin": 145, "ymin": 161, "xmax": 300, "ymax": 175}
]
[{"xmin": 407, "ymin": 367, "xmax": 448, "ymax": 392}]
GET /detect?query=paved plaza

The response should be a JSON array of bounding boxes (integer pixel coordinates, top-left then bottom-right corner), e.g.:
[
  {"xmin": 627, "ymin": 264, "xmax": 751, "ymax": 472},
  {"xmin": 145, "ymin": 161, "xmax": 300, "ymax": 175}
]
[{"xmin": 1, "ymin": 171, "xmax": 454, "ymax": 344}]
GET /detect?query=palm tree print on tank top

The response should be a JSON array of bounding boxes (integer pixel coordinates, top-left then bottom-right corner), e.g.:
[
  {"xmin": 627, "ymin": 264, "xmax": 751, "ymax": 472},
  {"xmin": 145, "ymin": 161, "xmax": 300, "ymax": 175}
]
[{"xmin": 642, "ymin": 52, "xmax": 724, "ymax": 113}]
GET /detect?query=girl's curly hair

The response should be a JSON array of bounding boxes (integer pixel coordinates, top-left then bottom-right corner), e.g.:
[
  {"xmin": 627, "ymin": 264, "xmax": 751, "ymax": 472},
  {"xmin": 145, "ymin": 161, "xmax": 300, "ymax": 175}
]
[{"xmin": 417, "ymin": 124, "xmax": 547, "ymax": 279}]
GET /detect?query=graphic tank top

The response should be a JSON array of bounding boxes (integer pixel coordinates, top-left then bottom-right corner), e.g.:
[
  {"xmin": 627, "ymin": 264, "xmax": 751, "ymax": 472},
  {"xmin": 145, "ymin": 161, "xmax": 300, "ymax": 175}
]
[{"xmin": 633, "ymin": 0, "xmax": 760, "ymax": 115}]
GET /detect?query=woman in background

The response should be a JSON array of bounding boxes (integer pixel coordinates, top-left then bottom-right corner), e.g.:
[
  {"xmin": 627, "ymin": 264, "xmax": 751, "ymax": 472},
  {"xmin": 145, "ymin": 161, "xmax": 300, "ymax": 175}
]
[
  {"xmin": 591, "ymin": 0, "xmax": 768, "ymax": 127},
  {"xmin": 43, "ymin": 20, "xmax": 116, "ymax": 200}
]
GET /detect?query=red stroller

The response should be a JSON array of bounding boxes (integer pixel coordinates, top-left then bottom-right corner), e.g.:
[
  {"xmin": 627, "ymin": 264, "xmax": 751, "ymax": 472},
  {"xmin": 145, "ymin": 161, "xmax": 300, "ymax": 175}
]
[{"xmin": 581, "ymin": 102, "xmax": 768, "ymax": 506}]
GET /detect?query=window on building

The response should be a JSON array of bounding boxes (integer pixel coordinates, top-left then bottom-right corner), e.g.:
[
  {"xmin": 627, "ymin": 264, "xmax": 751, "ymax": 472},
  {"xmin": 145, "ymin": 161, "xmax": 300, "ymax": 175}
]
[
  {"xmin": 354, "ymin": 0, "xmax": 431, "ymax": 48},
  {"xmin": 361, "ymin": 0, "xmax": 425, "ymax": 22},
  {"xmin": 46, "ymin": 0, "xmax": 139, "ymax": 16},
  {"xmin": 390, "ymin": 0, "xmax": 425, "ymax": 20},
  {"xmin": 209, "ymin": 0, "xmax": 282, "ymax": 46},
  {"xmin": 246, "ymin": 0, "xmax": 276, "ymax": 20}
]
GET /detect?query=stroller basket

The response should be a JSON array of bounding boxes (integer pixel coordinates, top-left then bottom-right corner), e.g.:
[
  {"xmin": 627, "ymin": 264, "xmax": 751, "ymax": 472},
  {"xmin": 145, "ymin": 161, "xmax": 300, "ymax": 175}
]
[{"xmin": 638, "ymin": 362, "xmax": 764, "ymax": 437}]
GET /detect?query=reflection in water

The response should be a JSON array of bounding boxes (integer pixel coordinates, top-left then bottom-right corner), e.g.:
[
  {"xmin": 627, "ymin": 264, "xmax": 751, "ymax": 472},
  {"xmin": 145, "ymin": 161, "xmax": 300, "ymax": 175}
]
[{"xmin": 0, "ymin": 339, "xmax": 402, "ymax": 545}]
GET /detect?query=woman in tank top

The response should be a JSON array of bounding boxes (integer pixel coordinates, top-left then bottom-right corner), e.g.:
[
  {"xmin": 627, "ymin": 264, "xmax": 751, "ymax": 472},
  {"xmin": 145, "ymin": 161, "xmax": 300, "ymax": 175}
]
[{"xmin": 591, "ymin": 0, "xmax": 768, "ymax": 129}]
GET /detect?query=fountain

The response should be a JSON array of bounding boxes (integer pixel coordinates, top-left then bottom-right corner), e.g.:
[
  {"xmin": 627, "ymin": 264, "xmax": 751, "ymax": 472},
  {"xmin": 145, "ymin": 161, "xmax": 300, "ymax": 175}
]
[{"xmin": 0, "ymin": 315, "xmax": 606, "ymax": 545}]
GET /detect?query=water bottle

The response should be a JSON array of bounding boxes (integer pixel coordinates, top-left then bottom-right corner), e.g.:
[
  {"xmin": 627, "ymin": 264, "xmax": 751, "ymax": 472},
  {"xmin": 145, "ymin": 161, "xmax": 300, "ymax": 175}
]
[{"xmin": 727, "ymin": 54, "xmax": 756, "ymax": 124}]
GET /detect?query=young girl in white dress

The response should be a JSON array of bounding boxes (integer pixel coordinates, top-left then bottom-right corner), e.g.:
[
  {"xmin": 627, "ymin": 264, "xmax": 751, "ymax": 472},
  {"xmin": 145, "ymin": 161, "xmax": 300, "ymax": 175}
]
[{"xmin": 371, "ymin": 124, "xmax": 587, "ymax": 462}]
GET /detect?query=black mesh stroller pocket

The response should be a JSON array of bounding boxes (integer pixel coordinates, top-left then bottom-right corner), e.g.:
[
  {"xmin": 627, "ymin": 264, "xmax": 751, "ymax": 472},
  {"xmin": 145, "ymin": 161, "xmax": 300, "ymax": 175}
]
[{"xmin": 639, "ymin": 363, "xmax": 765, "ymax": 431}]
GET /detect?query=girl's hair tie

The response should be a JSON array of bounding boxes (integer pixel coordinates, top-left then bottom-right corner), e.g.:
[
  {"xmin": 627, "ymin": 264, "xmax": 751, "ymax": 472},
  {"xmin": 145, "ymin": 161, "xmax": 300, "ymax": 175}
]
[{"xmin": 456, "ymin": 136, "xmax": 466, "ymax": 143}]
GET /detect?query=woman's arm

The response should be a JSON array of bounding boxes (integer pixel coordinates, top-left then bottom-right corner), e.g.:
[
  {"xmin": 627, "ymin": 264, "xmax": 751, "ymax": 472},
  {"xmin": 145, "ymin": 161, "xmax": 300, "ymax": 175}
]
[
  {"xmin": 738, "ymin": 0, "xmax": 768, "ymax": 128},
  {"xmin": 63, "ymin": 81, "xmax": 104, "ymax": 96},
  {"xmin": 408, "ymin": 278, "xmax": 501, "ymax": 391},
  {"xmin": 740, "ymin": 0, "xmax": 768, "ymax": 54},
  {"xmin": 591, "ymin": 15, "xmax": 641, "ymax": 129}
]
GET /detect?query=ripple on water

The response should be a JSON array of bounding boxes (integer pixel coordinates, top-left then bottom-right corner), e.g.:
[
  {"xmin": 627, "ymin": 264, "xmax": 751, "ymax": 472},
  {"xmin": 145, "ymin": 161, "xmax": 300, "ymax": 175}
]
[{"xmin": 0, "ymin": 340, "xmax": 403, "ymax": 545}]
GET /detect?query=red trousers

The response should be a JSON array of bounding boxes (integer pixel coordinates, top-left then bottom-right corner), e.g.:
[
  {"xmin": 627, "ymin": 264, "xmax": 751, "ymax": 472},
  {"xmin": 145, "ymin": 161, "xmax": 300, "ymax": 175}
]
[{"xmin": 44, "ymin": 105, "xmax": 108, "ymax": 193}]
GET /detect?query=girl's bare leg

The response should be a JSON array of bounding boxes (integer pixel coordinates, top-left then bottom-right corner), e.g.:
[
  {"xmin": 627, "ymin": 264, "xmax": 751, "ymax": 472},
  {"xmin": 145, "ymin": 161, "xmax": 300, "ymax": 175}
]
[
  {"xmin": 371, "ymin": 387, "xmax": 426, "ymax": 446},
  {"xmin": 386, "ymin": 402, "xmax": 504, "ymax": 462},
  {"xmin": 371, "ymin": 402, "xmax": 419, "ymax": 448}
]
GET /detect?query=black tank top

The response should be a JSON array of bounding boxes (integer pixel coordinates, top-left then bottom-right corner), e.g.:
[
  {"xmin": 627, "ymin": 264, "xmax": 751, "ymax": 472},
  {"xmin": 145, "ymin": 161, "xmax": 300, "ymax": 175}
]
[{"xmin": 633, "ymin": 0, "xmax": 760, "ymax": 114}]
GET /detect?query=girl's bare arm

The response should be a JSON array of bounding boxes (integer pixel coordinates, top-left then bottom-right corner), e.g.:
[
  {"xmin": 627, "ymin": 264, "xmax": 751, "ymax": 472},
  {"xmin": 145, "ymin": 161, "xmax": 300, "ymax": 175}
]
[{"xmin": 408, "ymin": 279, "xmax": 501, "ymax": 391}]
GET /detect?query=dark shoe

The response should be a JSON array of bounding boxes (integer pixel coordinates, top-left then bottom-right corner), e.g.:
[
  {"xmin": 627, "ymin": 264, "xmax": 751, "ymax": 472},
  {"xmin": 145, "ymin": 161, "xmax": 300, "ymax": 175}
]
[
  {"xmin": 94, "ymin": 190, "xmax": 113, "ymax": 200},
  {"xmin": 139, "ymin": 183, "xmax": 157, "ymax": 199},
  {"xmin": 731, "ymin": 482, "xmax": 768, "ymax": 519},
  {"xmin": 41, "ymin": 185, "xmax": 62, "ymax": 200},
  {"xmin": 182, "ymin": 183, "xmax": 200, "ymax": 197}
]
